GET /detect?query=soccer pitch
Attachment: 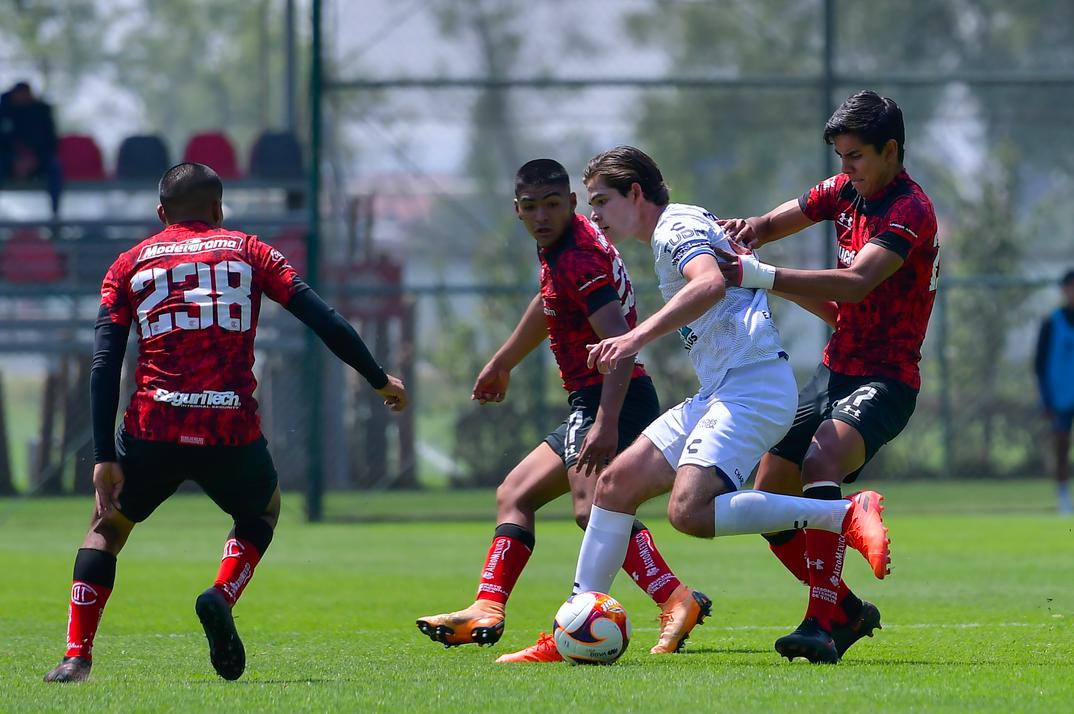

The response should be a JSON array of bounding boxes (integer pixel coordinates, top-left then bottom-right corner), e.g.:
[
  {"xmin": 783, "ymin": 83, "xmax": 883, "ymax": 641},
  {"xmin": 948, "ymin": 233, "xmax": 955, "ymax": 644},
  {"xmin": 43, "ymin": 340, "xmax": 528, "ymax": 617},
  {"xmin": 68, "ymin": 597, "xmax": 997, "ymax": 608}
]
[{"xmin": 1, "ymin": 481, "xmax": 1071, "ymax": 712}]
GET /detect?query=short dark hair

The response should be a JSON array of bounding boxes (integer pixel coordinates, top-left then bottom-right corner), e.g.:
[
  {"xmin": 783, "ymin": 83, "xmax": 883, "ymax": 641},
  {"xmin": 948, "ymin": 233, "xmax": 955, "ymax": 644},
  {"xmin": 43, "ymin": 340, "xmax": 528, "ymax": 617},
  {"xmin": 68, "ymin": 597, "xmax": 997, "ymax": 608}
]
[
  {"xmin": 824, "ymin": 90, "xmax": 905, "ymax": 163},
  {"xmin": 583, "ymin": 145, "xmax": 669, "ymax": 206},
  {"xmin": 159, "ymin": 162, "xmax": 223, "ymax": 217},
  {"xmin": 515, "ymin": 158, "xmax": 570, "ymax": 197},
  {"xmin": 1061, "ymin": 269, "xmax": 1074, "ymax": 286}
]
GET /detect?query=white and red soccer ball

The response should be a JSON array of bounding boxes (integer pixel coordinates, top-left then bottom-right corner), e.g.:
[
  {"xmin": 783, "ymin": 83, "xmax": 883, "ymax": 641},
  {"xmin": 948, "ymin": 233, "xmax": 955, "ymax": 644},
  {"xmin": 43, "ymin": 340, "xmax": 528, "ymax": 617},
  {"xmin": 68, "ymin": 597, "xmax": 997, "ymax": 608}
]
[{"xmin": 552, "ymin": 591, "xmax": 631, "ymax": 664}]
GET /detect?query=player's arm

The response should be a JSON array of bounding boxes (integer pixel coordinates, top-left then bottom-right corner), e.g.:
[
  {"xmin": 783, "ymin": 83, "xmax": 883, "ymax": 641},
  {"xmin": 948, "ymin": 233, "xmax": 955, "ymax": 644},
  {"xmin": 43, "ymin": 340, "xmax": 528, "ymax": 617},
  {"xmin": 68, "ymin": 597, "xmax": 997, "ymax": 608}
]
[
  {"xmin": 722, "ymin": 242, "xmax": 903, "ymax": 304},
  {"xmin": 770, "ymin": 290, "xmax": 839, "ymax": 328},
  {"xmin": 1035, "ymin": 318, "xmax": 1054, "ymax": 414},
  {"xmin": 575, "ymin": 298, "xmax": 635, "ymax": 476},
  {"xmin": 718, "ymin": 199, "xmax": 815, "ymax": 250},
  {"xmin": 472, "ymin": 292, "xmax": 547, "ymax": 404},
  {"xmin": 587, "ymin": 255, "xmax": 726, "ymax": 374},
  {"xmin": 90, "ymin": 306, "xmax": 130, "ymax": 513},
  {"xmin": 285, "ymin": 288, "xmax": 408, "ymax": 411}
]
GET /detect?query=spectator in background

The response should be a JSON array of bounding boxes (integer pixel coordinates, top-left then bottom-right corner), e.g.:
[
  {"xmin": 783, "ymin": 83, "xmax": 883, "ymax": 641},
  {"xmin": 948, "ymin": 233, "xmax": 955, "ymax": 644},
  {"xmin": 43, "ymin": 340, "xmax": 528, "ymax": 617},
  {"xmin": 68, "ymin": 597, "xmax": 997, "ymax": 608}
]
[
  {"xmin": 0, "ymin": 81, "xmax": 62, "ymax": 217},
  {"xmin": 1034, "ymin": 269, "xmax": 1074, "ymax": 515}
]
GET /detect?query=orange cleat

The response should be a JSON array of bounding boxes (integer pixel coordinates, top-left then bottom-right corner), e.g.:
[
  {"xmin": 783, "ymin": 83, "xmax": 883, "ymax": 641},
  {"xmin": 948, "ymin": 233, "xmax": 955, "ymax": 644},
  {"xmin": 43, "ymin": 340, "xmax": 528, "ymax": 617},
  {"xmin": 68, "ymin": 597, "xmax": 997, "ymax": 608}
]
[
  {"xmin": 842, "ymin": 491, "xmax": 891, "ymax": 579},
  {"xmin": 650, "ymin": 585, "xmax": 713, "ymax": 654},
  {"xmin": 494, "ymin": 632, "xmax": 563, "ymax": 663},
  {"xmin": 416, "ymin": 600, "xmax": 505, "ymax": 647}
]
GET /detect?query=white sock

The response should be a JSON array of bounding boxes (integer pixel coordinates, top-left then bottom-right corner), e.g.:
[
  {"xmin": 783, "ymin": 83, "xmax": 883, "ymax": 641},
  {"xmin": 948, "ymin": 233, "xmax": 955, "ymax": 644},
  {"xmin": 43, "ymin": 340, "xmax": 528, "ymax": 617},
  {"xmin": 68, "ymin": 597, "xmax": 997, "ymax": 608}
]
[
  {"xmin": 713, "ymin": 490, "xmax": 850, "ymax": 536},
  {"xmin": 572, "ymin": 506, "xmax": 636, "ymax": 595}
]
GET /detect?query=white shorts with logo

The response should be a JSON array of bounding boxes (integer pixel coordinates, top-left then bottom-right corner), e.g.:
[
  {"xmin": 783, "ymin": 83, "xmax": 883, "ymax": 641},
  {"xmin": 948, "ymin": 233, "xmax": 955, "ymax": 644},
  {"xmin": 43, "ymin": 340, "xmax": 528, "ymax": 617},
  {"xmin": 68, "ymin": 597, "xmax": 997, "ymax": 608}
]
[{"xmin": 642, "ymin": 357, "xmax": 797, "ymax": 489}]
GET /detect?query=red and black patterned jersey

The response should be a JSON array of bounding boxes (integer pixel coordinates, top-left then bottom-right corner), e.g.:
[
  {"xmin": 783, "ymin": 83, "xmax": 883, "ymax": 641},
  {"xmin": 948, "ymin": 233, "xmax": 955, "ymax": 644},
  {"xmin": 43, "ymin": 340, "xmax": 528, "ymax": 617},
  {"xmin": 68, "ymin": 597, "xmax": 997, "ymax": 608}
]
[
  {"xmin": 799, "ymin": 170, "xmax": 939, "ymax": 389},
  {"xmin": 539, "ymin": 214, "xmax": 647, "ymax": 392},
  {"xmin": 99, "ymin": 221, "xmax": 303, "ymax": 446}
]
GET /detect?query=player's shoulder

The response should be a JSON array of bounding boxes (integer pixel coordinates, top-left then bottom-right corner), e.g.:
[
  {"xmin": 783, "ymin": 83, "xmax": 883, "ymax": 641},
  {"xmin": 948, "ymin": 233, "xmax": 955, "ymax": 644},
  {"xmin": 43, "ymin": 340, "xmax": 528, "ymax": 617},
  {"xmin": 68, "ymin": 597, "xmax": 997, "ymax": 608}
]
[
  {"xmin": 887, "ymin": 175, "xmax": 937, "ymax": 233},
  {"xmin": 653, "ymin": 203, "xmax": 720, "ymax": 245}
]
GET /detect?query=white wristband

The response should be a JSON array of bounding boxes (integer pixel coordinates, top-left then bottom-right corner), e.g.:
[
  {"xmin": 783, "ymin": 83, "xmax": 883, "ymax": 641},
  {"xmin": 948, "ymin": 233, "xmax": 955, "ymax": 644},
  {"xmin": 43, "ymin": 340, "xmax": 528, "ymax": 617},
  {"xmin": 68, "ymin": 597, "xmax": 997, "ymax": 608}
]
[{"xmin": 738, "ymin": 254, "xmax": 776, "ymax": 290}]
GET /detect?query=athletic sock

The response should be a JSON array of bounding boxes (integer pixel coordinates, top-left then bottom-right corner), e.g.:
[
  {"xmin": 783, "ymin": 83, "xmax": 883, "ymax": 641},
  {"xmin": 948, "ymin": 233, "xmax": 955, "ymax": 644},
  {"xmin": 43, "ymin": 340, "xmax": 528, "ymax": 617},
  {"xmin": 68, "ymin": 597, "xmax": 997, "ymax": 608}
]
[
  {"xmin": 573, "ymin": 505, "xmax": 635, "ymax": 595},
  {"xmin": 713, "ymin": 490, "xmax": 850, "ymax": 536},
  {"xmin": 474, "ymin": 523, "xmax": 534, "ymax": 605},
  {"xmin": 801, "ymin": 482, "xmax": 848, "ymax": 631},
  {"xmin": 622, "ymin": 522, "xmax": 681, "ymax": 604},
  {"xmin": 213, "ymin": 519, "xmax": 273, "ymax": 606},
  {"xmin": 64, "ymin": 548, "xmax": 116, "ymax": 661},
  {"xmin": 803, "ymin": 528, "xmax": 847, "ymax": 631}
]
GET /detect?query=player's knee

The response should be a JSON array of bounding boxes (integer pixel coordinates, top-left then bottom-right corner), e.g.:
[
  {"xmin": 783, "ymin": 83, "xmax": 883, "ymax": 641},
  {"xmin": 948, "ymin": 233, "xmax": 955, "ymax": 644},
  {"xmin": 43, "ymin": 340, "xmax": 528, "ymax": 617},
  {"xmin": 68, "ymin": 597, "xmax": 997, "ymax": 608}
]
[
  {"xmin": 801, "ymin": 448, "xmax": 840, "ymax": 484},
  {"xmin": 573, "ymin": 505, "xmax": 591, "ymax": 530},
  {"xmin": 593, "ymin": 466, "xmax": 641, "ymax": 511},
  {"xmin": 495, "ymin": 480, "xmax": 522, "ymax": 514},
  {"xmin": 667, "ymin": 492, "xmax": 713, "ymax": 538},
  {"xmin": 87, "ymin": 510, "xmax": 134, "ymax": 553}
]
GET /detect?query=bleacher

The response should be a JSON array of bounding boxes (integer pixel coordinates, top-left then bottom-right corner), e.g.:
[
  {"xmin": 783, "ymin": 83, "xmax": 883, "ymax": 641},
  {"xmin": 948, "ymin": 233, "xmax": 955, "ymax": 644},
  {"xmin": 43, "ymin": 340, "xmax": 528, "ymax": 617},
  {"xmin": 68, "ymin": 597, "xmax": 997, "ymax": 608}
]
[{"xmin": 0, "ymin": 129, "xmax": 308, "ymax": 301}]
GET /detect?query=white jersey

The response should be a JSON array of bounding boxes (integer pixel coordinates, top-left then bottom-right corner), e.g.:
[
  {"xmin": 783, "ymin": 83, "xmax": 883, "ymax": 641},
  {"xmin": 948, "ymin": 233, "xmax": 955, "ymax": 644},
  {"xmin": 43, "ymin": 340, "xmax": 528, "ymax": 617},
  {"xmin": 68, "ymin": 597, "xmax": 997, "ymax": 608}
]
[{"xmin": 651, "ymin": 203, "xmax": 785, "ymax": 396}]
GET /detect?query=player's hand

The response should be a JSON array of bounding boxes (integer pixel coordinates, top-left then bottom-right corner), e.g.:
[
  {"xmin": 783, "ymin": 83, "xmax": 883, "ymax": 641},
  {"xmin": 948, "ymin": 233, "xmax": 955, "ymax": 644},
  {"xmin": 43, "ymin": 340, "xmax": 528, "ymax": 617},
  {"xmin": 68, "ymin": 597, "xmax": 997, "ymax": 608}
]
[
  {"xmin": 575, "ymin": 415, "xmax": 618, "ymax": 478},
  {"xmin": 92, "ymin": 461, "xmax": 124, "ymax": 515},
  {"xmin": 714, "ymin": 247, "xmax": 745, "ymax": 287},
  {"xmin": 716, "ymin": 217, "xmax": 765, "ymax": 250},
  {"xmin": 472, "ymin": 361, "xmax": 511, "ymax": 404},
  {"xmin": 586, "ymin": 332, "xmax": 641, "ymax": 375},
  {"xmin": 713, "ymin": 247, "xmax": 776, "ymax": 290},
  {"xmin": 376, "ymin": 374, "xmax": 408, "ymax": 412}
]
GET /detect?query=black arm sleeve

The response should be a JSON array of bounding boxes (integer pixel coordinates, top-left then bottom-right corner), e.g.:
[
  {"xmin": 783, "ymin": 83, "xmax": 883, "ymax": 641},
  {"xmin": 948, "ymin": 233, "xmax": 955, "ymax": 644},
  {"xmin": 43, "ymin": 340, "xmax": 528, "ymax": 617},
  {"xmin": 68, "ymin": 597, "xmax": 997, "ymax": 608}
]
[
  {"xmin": 91, "ymin": 307, "xmax": 130, "ymax": 463},
  {"xmin": 285, "ymin": 287, "xmax": 389, "ymax": 389}
]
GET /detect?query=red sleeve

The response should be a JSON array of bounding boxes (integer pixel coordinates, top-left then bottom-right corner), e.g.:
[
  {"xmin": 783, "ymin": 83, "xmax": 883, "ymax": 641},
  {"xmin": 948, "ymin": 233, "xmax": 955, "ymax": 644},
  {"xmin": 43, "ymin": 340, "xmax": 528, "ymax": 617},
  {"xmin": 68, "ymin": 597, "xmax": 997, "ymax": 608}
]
[
  {"xmin": 247, "ymin": 236, "xmax": 303, "ymax": 304},
  {"xmin": 798, "ymin": 174, "xmax": 849, "ymax": 223},
  {"xmin": 559, "ymin": 249, "xmax": 618, "ymax": 314},
  {"xmin": 99, "ymin": 254, "xmax": 133, "ymax": 327},
  {"xmin": 870, "ymin": 197, "xmax": 936, "ymax": 259}
]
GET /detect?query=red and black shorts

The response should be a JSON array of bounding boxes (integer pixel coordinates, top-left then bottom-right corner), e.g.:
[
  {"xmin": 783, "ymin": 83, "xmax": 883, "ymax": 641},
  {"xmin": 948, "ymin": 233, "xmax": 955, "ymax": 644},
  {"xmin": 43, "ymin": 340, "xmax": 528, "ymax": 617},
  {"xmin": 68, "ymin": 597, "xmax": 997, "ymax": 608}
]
[
  {"xmin": 768, "ymin": 363, "xmax": 917, "ymax": 483},
  {"xmin": 114, "ymin": 429, "xmax": 279, "ymax": 523},
  {"xmin": 545, "ymin": 375, "xmax": 660, "ymax": 468}
]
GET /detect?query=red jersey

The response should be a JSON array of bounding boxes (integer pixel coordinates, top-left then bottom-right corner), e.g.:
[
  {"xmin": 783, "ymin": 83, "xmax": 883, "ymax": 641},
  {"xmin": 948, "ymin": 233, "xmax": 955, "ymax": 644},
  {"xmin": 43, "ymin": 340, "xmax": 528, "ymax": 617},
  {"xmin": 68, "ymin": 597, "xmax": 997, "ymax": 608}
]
[
  {"xmin": 539, "ymin": 215, "xmax": 647, "ymax": 392},
  {"xmin": 99, "ymin": 221, "xmax": 303, "ymax": 446},
  {"xmin": 799, "ymin": 171, "xmax": 938, "ymax": 389}
]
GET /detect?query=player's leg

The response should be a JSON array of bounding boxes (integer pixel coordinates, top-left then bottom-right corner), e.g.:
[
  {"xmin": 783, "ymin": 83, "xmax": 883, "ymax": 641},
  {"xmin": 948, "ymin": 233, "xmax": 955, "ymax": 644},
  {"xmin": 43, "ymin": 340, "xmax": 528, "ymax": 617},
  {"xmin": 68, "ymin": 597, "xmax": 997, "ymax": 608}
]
[
  {"xmin": 1055, "ymin": 413, "xmax": 1073, "ymax": 515},
  {"xmin": 195, "ymin": 437, "xmax": 281, "ymax": 680},
  {"xmin": 417, "ymin": 442, "xmax": 570, "ymax": 648},
  {"xmin": 779, "ymin": 377, "xmax": 913, "ymax": 663},
  {"xmin": 45, "ymin": 434, "xmax": 180, "ymax": 683},
  {"xmin": 662, "ymin": 359, "xmax": 854, "ymax": 542}
]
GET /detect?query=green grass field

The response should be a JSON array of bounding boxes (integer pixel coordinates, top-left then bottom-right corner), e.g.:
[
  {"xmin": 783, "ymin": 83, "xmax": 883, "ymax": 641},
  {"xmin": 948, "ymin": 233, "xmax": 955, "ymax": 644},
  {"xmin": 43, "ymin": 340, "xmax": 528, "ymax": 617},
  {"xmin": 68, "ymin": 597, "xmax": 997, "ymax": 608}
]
[{"xmin": 1, "ymin": 480, "xmax": 1072, "ymax": 712}]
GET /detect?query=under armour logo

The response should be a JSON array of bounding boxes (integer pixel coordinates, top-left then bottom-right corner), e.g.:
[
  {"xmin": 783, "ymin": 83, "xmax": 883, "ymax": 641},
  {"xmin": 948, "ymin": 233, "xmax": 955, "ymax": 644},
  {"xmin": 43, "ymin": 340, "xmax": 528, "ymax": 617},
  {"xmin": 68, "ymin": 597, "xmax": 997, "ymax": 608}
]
[{"xmin": 805, "ymin": 557, "xmax": 825, "ymax": 570}]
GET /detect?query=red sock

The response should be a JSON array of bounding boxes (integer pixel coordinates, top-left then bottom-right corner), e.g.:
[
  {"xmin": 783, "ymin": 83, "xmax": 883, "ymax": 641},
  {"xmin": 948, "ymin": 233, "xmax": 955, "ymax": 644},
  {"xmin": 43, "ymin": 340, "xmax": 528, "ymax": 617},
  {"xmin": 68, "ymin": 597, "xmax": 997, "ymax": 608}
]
[
  {"xmin": 622, "ymin": 527, "xmax": 681, "ymax": 604},
  {"xmin": 65, "ymin": 581, "xmax": 113, "ymax": 660},
  {"xmin": 475, "ymin": 535, "xmax": 532, "ymax": 604},
  {"xmin": 803, "ymin": 528, "xmax": 847, "ymax": 632},
  {"xmin": 213, "ymin": 537, "xmax": 263, "ymax": 606},
  {"xmin": 771, "ymin": 530, "xmax": 853, "ymax": 625}
]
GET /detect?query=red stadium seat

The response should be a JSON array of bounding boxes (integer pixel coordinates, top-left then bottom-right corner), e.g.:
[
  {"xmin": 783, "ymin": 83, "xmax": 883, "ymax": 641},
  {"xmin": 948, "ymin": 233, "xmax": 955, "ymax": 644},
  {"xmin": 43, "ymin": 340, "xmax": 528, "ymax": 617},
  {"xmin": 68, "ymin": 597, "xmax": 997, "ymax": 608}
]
[
  {"xmin": 183, "ymin": 132, "xmax": 241, "ymax": 179},
  {"xmin": 57, "ymin": 135, "xmax": 107, "ymax": 181},
  {"xmin": 0, "ymin": 229, "xmax": 65, "ymax": 283}
]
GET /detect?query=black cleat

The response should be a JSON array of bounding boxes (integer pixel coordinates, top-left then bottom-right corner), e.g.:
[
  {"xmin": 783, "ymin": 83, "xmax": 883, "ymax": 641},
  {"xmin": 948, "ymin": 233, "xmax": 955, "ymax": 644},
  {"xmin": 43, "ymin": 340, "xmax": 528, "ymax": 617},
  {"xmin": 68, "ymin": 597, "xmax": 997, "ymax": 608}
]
[
  {"xmin": 196, "ymin": 587, "xmax": 246, "ymax": 680},
  {"xmin": 831, "ymin": 600, "xmax": 882, "ymax": 657},
  {"xmin": 43, "ymin": 656, "xmax": 92, "ymax": 683},
  {"xmin": 775, "ymin": 617, "xmax": 839, "ymax": 664}
]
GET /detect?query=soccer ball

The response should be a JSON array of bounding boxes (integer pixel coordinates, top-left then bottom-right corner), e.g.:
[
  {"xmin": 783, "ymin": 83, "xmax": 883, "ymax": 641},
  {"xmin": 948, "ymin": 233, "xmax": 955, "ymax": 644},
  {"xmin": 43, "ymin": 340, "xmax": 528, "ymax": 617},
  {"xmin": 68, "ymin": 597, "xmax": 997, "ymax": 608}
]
[{"xmin": 552, "ymin": 591, "xmax": 631, "ymax": 664}]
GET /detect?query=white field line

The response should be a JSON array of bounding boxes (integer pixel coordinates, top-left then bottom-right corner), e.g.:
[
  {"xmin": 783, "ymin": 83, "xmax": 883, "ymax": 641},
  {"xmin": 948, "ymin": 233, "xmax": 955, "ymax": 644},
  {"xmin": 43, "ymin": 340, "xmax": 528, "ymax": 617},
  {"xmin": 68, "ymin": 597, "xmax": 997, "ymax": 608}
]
[{"xmin": 630, "ymin": 621, "xmax": 1066, "ymax": 633}]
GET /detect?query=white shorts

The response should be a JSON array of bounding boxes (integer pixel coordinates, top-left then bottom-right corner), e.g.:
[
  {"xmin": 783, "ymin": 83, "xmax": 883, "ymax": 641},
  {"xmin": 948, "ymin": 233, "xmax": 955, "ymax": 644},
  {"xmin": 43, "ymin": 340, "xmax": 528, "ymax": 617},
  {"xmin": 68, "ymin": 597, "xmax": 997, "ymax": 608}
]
[{"xmin": 642, "ymin": 357, "xmax": 797, "ymax": 489}]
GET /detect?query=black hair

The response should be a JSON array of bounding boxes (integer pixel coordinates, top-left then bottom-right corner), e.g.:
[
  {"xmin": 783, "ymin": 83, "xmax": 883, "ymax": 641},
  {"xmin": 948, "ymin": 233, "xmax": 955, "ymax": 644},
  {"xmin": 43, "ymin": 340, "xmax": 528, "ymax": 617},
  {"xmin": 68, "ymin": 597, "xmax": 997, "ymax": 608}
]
[
  {"xmin": 824, "ymin": 90, "xmax": 906, "ymax": 163},
  {"xmin": 515, "ymin": 158, "xmax": 570, "ymax": 197},
  {"xmin": 158, "ymin": 162, "xmax": 223, "ymax": 218},
  {"xmin": 1061, "ymin": 269, "xmax": 1074, "ymax": 286},
  {"xmin": 582, "ymin": 145, "xmax": 669, "ymax": 206}
]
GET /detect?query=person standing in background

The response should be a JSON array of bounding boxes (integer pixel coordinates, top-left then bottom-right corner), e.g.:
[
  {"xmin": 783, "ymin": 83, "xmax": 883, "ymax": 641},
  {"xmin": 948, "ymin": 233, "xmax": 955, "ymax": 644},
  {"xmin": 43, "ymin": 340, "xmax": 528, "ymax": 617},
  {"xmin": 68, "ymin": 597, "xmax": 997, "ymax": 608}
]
[{"xmin": 1034, "ymin": 269, "xmax": 1074, "ymax": 515}]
